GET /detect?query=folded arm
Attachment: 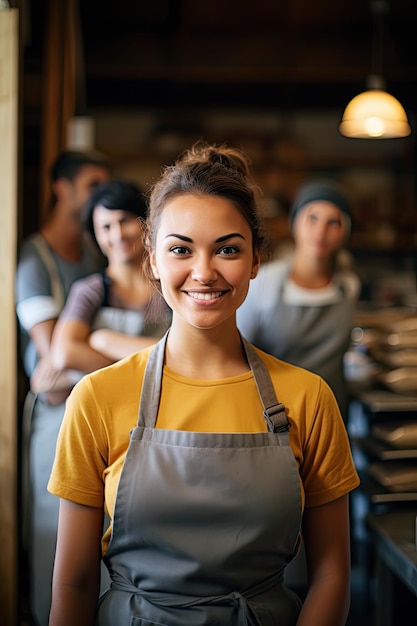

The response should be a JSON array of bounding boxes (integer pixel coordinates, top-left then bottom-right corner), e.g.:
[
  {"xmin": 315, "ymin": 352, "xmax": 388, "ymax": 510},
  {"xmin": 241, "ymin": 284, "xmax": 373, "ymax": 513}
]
[
  {"xmin": 50, "ymin": 319, "xmax": 113, "ymax": 373},
  {"xmin": 89, "ymin": 327, "xmax": 159, "ymax": 360}
]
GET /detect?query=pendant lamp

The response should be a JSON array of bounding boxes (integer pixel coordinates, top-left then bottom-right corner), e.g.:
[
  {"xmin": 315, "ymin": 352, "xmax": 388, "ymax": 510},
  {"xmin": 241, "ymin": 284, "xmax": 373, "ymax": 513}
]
[{"xmin": 339, "ymin": 1, "xmax": 411, "ymax": 139}]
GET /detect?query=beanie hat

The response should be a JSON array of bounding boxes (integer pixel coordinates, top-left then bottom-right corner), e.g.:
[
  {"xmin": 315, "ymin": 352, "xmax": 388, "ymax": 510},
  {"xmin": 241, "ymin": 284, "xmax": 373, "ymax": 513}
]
[{"xmin": 289, "ymin": 179, "xmax": 351, "ymax": 230}]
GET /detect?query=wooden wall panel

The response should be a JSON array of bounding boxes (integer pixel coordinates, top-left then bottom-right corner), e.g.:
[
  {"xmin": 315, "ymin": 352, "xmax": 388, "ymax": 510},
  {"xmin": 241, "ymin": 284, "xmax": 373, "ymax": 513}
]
[
  {"xmin": 39, "ymin": 0, "xmax": 78, "ymax": 219},
  {"xmin": 0, "ymin": 8, "xmax": 19, "ymax": 625}
]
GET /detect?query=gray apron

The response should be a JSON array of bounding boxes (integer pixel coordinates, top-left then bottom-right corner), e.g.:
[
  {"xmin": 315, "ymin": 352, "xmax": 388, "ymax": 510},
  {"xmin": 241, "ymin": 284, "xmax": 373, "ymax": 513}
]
[
  {"xmin": 98, "ymin": 333, "xmax": 302, "ymax": 625},
  {"xmin": 252, "ymin": 264, "xmax": 354, "ymax": 420}
]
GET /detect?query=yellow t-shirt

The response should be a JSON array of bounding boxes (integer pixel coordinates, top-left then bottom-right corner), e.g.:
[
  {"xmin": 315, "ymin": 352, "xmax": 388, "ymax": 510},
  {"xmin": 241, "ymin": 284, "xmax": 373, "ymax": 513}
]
[{"xmin": 48, "ymin": 344, "xmax": 359, "ymax": 553}]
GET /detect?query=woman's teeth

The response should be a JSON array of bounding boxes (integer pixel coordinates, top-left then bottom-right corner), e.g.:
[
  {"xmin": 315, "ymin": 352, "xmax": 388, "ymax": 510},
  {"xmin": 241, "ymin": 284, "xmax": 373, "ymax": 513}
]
[{"xmin": 188, "ymin": 291, "xmax": 222, "ymax": 300}]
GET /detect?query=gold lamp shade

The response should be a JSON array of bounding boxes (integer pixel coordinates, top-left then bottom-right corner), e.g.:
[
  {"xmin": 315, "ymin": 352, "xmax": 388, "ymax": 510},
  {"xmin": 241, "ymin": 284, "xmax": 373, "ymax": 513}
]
[
  {"xmin": 339, "ymin": 88, "xmax": 411, "ymax": 139},
  {"xmin": 340, "ymin": 3, "xmax": 412, "ymax": 139}
]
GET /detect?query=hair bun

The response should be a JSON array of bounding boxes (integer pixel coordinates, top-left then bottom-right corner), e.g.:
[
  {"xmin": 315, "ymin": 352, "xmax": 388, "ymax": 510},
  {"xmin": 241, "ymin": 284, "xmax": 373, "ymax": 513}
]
[{"xmin": 181, "ymin": 141, "xmax": 251, "ymax": 179}]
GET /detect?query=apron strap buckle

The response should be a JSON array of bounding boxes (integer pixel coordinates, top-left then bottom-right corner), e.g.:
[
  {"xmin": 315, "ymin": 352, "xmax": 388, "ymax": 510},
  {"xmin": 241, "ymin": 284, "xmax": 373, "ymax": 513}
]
[{"xmin": 263, "ymin": 403, "xmax": 290, "ymax": 433}]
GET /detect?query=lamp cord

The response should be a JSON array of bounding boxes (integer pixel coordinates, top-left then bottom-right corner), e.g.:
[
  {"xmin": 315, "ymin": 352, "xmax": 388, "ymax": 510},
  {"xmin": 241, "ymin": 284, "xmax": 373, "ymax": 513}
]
[{"xmin": 370, "ymin": 0, "xmax": 389, "ymax": 79}]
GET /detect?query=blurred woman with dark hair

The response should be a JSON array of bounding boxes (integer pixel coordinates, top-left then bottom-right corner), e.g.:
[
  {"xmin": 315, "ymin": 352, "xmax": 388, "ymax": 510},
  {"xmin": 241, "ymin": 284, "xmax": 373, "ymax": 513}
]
[{"xmin": 45, "ymin": 178, "xmax": 170, "ymax": 376}]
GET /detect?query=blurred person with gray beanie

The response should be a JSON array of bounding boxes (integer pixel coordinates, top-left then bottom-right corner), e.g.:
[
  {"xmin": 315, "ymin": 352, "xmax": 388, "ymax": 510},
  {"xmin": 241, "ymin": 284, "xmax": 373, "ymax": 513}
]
[{"xmin": 238, "ymin": 178, "xmax": 360, "ymax": 422}]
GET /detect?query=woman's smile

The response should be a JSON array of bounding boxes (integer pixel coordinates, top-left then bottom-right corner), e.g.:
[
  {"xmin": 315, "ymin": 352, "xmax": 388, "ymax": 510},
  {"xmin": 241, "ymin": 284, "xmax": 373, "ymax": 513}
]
[{"xmin": 186, "ymin": 290, "xmax": 226, "ymax": 302}]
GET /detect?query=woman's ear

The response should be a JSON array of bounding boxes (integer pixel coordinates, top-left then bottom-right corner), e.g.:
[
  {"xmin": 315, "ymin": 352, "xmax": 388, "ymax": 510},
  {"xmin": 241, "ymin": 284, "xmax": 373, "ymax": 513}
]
[
  {"xmin": 149, "ymin": 250, "xmax": 160, "ymax": 280},
  {"xmin": 250, "ymin": 251, "xmax": 261, "ymax": 279}
]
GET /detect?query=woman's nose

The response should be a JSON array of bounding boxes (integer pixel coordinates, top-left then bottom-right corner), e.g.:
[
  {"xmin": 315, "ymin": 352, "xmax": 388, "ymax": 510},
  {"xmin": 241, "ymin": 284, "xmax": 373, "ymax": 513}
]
[
  {"xmin": 191, "ymin": 256, "xmax": 217, "ymax": 285},
  {"xmin": 110, "ymin": 222, "xmax": 124, "ymax": 240},
  {"xmin": 315, "ymin": 220, "xmax": 328, "ymax": 237}
]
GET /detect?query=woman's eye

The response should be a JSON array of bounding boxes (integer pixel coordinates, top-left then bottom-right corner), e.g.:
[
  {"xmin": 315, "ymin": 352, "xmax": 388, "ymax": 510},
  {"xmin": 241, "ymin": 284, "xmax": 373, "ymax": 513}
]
[
  {"xmin": 170, "ymin": 245, "xmax": 190, "ymax": 255},
  {"xmin": 218, "ymin": 245, "xmax": 239, "ymax": 256}
]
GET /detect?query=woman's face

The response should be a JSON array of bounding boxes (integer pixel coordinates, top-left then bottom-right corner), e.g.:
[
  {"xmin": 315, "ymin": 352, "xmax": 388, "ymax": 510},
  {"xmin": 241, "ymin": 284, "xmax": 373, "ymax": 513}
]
[
  {"xmin": 92, "ymin": 205, "xmax": 142, "ymax": 264},
  {"xmin": 292, "ymin": 201, "xmax": 349, "ymax": 259},
  {"xmin": 150, "ymin": 194, "xmax": 259, "ymax": 331}
]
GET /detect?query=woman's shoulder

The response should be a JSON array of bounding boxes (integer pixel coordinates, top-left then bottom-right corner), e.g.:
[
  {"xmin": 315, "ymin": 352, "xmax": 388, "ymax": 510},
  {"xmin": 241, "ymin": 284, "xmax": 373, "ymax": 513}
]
[
  {"xmin": 252, "ymin": 345, "xmax": 344, "ymax": 447},
  {"xmin": 59, "ymin": 273, "xmax": 105, "ymax": 323},
  {"xmin": 258, "ymin": 256, "xmax": 292, "ymax": 280},
  {"xmin": 69, "ymin": 345, "xmax": 155, "ymax": 410},
  {"xmin": 253, "ymin": 344, "xmax": 321, "ymax": 385},
  {"xmin": 244, "ymin": 257, "xmax": 291, "ymax": 312},
  {"xmin": 334, "ymin": 269, "xmax": 361, "ymax": 300},
  {"xmin": 70, "ymin": 271, "xmax": 104, "ymax": 292}
]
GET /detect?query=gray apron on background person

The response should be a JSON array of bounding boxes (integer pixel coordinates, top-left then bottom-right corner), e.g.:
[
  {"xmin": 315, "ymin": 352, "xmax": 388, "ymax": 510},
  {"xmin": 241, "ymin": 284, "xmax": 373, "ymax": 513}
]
[
  {"xmin": 251, "ymin": 266, "xmax": 354, "ymax": 421},
  {"xmin": 27, "ymin": 395, "xmax": 64, "ymax": 626},
  {"xmin": 97, "ymin": 334, "xmax": 303, "ymax": 625},
  {"xmin": 245, "ymin": 265, "xmax": 354, "ymax": 592}
]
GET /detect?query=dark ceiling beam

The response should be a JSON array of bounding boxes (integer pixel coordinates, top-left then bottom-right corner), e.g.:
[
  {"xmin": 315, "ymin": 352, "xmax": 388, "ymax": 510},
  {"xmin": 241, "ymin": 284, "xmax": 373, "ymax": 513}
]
[{"xmin": 84, "ymin": 62, "xmax": 417, "ymax": 84}]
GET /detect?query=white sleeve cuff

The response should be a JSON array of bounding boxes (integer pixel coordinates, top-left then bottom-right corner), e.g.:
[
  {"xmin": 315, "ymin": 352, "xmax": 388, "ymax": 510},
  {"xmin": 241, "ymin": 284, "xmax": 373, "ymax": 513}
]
[{"xmin": 16, "ymin": 296, "xmax": 61, "ymax": 331}]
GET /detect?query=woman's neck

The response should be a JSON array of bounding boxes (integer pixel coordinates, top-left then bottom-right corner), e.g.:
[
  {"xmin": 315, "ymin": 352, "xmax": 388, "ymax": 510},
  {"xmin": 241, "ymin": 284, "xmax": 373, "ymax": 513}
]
[
  {"xmin": 165, "ymin": 321, "xmax": 249, "ymax": 379},
  {"xmin": 106, "ymin": 262, "xmax": 153, "ymax": 307},
  {"xmin": 290, "ymin": 252, "xmax": 335, "ymax": 289}
]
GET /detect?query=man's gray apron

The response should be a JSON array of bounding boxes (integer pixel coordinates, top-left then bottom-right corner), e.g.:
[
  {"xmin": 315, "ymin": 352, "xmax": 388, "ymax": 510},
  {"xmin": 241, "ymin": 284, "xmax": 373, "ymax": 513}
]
[{"xmin": 98, "ymin": 333, "xmax": 303, "ymax": 625}]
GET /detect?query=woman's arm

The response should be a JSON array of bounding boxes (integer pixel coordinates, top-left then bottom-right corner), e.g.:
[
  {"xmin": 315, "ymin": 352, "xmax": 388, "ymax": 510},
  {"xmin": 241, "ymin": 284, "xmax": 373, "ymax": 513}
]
[
  {"xmin": 49, "ymin": 499, "xmax": 104, "ymax": 626},
  {"xmin": 50, "ymin": 318, "xmax": 113, "ymax": 373},
  {"xmin": 30, "ymin": 320, "xmax": 74, "ymax": 404},
  {"xmin": 296, "ymin": 495, "xmax": 351, "ymax": 626},
  {"xmin": 30, "ymin": 318, "xmax": 56, "ymax": 358},
  {"xmin": 89, "ymin": 327, "xmax": 159, "ymax": 360}
]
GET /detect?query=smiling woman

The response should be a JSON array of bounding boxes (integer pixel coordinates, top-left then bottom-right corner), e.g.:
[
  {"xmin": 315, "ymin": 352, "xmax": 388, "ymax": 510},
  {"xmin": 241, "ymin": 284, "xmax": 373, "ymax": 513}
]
[
  {"xmin": 148, "ymin": 194, "xmax": 259, "ymax": 346},
  {"xmin": 47, "ymin": 142, "xmax": 359, "ymax": 626}
]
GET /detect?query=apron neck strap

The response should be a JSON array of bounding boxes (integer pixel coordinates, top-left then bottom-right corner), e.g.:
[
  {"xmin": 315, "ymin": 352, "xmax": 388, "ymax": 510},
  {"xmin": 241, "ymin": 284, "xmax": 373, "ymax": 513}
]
[
  {"xmin": 137, "ymin": 331, "xmax": 289, "ymax": 433},
  {"xmin": 138, "ymin": 330, "xmax": 168, "ymax": 428},
  {"xmin": 241, "ymin": 337, "xmax": 289, "ymax": 433}
]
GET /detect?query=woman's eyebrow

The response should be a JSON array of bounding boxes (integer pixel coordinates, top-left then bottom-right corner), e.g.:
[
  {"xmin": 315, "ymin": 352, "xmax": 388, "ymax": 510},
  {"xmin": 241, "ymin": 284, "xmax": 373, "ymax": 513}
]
[
  {"xmin": 164, "ymin": 233, "xmax": 246, "ymax": 243},
  {"xmin": 215, "ymin": 233, "xmax": 246, "ymax": 243},
  {"xmin": 164, "ymin": 233, "xmax": 192, "ymax": 242}
]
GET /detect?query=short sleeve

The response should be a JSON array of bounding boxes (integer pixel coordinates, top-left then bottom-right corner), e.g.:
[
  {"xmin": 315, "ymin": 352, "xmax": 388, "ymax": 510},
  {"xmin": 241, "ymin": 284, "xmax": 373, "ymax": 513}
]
[
  {"xmin": 58, "ymin": 273, "xmax": 104, "ymax": 325},
  {"xmin": 48, "ymin": 376, "xmax": 108, "ymax": 507},
  {"xmin": 299, "ymin": 378, "xmax": 359, "ymax": 507},
  {"xmin": 15, "ymin": 240, "xmax": 59, "ymax": 329}
]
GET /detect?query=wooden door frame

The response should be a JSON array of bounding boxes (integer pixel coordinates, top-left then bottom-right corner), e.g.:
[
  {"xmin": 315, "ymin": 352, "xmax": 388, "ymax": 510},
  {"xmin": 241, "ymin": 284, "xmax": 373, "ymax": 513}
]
[{"xmin": 0, "ymin": 7, "xmax": 20, "ymax": 625}]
